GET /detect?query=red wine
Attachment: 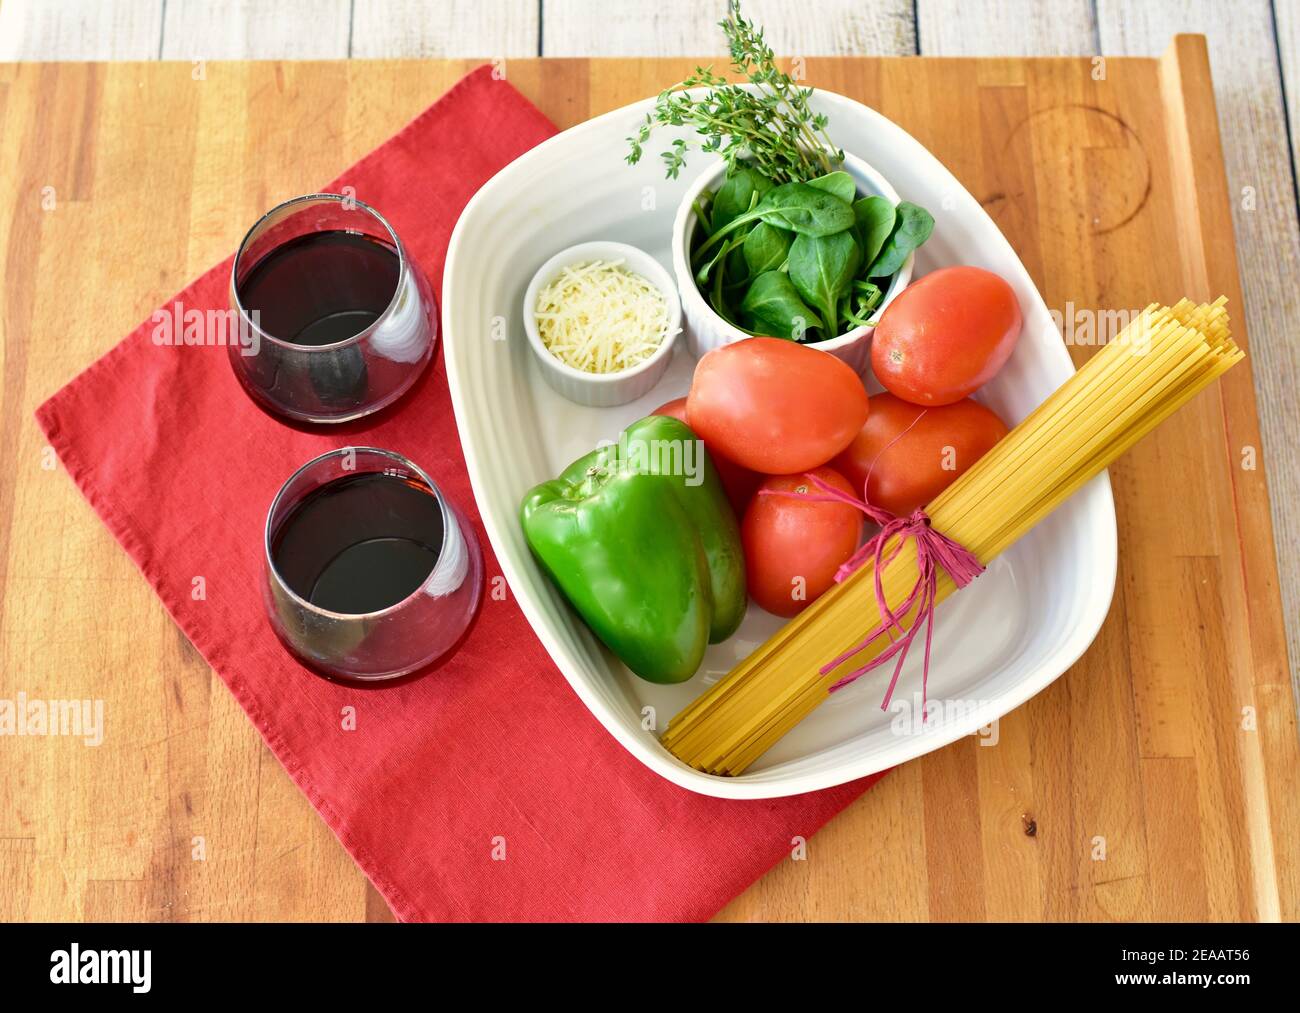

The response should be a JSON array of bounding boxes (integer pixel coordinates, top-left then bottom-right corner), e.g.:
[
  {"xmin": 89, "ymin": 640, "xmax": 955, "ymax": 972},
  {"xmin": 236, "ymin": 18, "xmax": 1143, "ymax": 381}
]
[
  {"xmin": 270, "ymin": 472, "xmax": 443, "ymax": 614},
  {"xmin": 237, "ymin": 230, "xmax": 400, "ymax": 345}
]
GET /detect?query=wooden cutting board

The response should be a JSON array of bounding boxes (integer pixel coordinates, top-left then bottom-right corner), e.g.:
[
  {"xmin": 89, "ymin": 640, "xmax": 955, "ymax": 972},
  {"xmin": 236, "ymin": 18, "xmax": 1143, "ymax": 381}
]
[{"xmin": 0, "ymin": 39, "xmax": 1295, "ymax": 922}]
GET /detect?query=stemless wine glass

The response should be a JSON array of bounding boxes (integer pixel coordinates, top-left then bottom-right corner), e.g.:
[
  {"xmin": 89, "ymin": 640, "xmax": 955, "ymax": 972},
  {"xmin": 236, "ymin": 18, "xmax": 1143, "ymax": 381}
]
[
  {"xmin": 263, "ymin": 447, "xmax": 483, "ymax": 682},
  {"xmin": 230, "ymin": 194, "xmax": 436, "ymax": 424}
]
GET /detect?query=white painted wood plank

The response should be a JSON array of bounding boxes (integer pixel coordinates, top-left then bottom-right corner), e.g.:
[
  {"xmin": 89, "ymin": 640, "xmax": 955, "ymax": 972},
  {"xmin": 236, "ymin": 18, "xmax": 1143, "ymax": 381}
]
[
  {"xmin": 541, "ymin": 0, "xmax": 916, "ymax": 57},
  {"xmin": 917, "ymin": 0, "xmax": 1098, "ymax": 55},
  {"xmin": 351, "ymin": 0, "xmax": 539, "ymax": 58},
  {"xmin": 1268, "ymin": 0, "xmax": 1300, "ymax": 184},
  {"xmin": 0, "ymin": 0, "xmax": 164, "ymax": 61},
  {"xmin": 160, "ymin": 0, "xmax": 351, "ymax": 61},
  {"xmin": 1098, "ymin": 0, "xmax": 1300, "ymax": 696}
]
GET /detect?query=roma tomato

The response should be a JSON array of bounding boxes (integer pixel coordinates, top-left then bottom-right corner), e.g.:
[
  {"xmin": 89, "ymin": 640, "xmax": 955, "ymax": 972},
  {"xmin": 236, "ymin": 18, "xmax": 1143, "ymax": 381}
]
[
  {"xmin": 686, "ymin": 337, "xmax": 869, "ymax": 475},
  {"xmin": 652, "ymin": 397, "xmax": 761, "ymax": 514},
  {"xmin": 742, "ymin": 466, "xmax": 862, "ymax": 618},
  {"xmin": 833, "ymin": 392, "xmax": 1009, "ymax": 516},
  {"xmin": 872, "ymin": 266, "xmax": 1022, "ymax": 406}
]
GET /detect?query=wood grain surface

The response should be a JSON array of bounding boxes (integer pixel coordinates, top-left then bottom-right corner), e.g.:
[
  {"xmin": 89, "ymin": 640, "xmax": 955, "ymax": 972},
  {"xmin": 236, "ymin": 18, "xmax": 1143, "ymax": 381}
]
[
  {"xmin": 0, "ymin": 47, "xmax": 1295, "ymax": 922},
  {"xmin": 4, "ymin": 0, "xmax": 1299, "ymax": 712}
]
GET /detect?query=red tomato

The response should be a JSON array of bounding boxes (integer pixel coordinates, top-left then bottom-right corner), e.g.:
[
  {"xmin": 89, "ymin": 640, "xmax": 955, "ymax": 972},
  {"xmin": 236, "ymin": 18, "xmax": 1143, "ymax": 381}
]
[
  {"xmin": 872, "ymin": 266, "xmax": 1022, "ymax": 406},
  {"xmin": 742, "ymin": 466, "xmax": 862, "ymax": 618},
  {"xmin": 833, "ymin": 392, "xmax": 1009, "ymax": 516},
  {"xmin": 652, "ymin": 397, "xmax": 761, "ymax": 514},
  {"xmin": 687, "ymin": 337, "xmax": 869, "ymax": 474}
]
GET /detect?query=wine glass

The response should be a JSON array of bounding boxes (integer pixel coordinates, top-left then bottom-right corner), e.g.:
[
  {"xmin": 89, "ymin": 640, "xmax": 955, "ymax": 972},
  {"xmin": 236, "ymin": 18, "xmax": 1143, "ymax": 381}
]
[
  {"xmin": 229, "ymin": 194, "xmax": 436, "ymax": 424},
  {"xmin": 263, "ymin": 447, "xmax": 483, "ymax": 682}
]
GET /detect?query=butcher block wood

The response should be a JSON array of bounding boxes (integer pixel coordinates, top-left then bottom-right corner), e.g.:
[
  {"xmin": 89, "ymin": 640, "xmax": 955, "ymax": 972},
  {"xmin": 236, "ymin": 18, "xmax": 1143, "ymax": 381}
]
[{"xmin": 0, "ymin": 42, "xmax": 1295, "ymax": 922}]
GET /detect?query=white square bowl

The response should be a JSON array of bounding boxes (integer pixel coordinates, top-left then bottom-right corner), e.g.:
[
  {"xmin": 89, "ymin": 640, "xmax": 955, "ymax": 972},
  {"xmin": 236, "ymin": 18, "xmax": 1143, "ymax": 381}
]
[{"xmin": 443, "ymin": 87, "xmax": 1117, "ymax": 799}]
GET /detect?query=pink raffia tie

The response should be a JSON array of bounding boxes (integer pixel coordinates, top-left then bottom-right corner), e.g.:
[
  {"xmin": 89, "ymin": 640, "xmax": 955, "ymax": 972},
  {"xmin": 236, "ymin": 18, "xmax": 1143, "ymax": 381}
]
[{"xmin": 760, "ymin": 472, "xmax": 986, "ymax": 717}]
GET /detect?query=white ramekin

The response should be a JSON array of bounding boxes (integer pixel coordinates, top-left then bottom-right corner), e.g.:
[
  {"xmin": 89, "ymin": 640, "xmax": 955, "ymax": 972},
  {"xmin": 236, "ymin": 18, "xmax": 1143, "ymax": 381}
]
[
  {"xmin": 671, "ymin": 153, "xmax": 914, "ymax": 374},
  {"xmin": 522, "ymin": 240, "xmax": 681, "ymax": 407}
]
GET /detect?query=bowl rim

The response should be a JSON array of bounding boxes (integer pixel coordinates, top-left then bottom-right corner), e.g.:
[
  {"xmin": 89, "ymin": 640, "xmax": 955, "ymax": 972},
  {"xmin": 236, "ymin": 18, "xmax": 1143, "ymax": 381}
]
[
  {"xmin": 521, "ymin": 239, "xmax": 682, "ymax": 386},
  {"xmin": 671, "ymin": 150, "xmax": 915, "ymax": 353}
]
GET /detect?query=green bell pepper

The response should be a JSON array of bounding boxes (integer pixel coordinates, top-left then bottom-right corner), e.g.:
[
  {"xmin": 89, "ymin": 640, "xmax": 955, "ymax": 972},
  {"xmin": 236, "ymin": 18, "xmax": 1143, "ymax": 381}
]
[{"xmin": 520, "ymin": 415, "xmax": 747, "ymax": 684}]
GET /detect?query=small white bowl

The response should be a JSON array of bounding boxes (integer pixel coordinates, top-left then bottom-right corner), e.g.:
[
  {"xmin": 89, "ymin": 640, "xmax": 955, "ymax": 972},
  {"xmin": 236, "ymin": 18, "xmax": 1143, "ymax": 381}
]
[
  {"xmin": 671, "ymin": 152, "xmax": 914, "ymax": 374},
  {"xmin": 522, "ymin": 240, "xmax": 681, "ymax": 407}
]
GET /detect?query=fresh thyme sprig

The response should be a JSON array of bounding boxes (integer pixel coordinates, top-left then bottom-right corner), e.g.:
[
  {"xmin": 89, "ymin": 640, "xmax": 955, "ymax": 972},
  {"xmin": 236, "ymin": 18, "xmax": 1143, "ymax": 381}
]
[{"xmin": 625, "ymin": 0, "xmax": 845, "ymax": 185}]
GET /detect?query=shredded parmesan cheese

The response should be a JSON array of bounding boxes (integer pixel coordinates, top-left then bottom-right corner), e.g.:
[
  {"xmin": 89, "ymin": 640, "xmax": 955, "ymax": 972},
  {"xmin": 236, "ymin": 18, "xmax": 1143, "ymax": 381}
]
[{"xmin": 534, "ymin": 259, "xmax": 674, "ymax": 374}]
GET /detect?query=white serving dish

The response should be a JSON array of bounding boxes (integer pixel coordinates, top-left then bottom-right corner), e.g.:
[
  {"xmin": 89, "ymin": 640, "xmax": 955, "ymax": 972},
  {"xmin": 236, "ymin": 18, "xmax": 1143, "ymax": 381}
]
[
  {"xmin": 522, "ymin": 240, "xmax": 681, "ymax": 407},
  {"xmin": 672, "ymin": 152, "xmax": 913, "ymax": 373},
  {"xmin": 443, "ymin": 86, "xmax": 1117, "ymax": 799}
]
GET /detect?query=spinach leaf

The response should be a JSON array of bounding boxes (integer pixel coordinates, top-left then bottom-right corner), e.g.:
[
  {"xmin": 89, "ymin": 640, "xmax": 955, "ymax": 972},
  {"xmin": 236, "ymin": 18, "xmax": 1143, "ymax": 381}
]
[
  {"xmin": 867, "ymin": 201, "xmax": 934, "ymax": 278},
  {"xmin": 741, "ymin": 271, "xmax": 819, "ymax": 341},
  {"xmin": 691, "ymin": 181, "xmax": 855, "ymax": 264},
  {"xmin": 742, "ymin": 221, "xmax": 793, "ymax": 276},
  {"xmin": 724, "ymin": 242, "xmax": 750, "ymax": 288},
  {"xmin": 805, "ymin": 170, "xmax": 856, "ymax": 204},
  {"xmin": 695, "ymin": 229, "xmax": 747, "ymax": 286},
  {"xmin": 711, "ymin": 166, "xmax": 775, "ymax": 231},
  {"xmin": 758, "ymin": 182, "xmax": 856, "ymax": 236},
  {"xmin": 852, "ymin": 196, "xmax": 896, "ymax": 271},
  {"xmin": 842, "ymin": 280, "xmax": 884, "ymax": 329},
  {"xmin": 691, "ymin": 195, "xmax": 715, "ymax": 236},
  {"xmin": 788, "ymin": 230, "xmax": 862, "ymax": 336},
  {"xmin": 708, "ymin": 254, "xmax": 750, "ymax": 332}
]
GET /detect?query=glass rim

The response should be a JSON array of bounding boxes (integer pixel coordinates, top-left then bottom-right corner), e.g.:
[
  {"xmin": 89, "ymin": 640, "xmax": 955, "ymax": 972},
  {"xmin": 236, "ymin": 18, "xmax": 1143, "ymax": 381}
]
[
  {"xmin": 263, "ymin": 446, "xmax": 454, "ymax": 621},
  {"xmin": 231, "ymin": 192, "xmax": 411, "ymax": 352}
]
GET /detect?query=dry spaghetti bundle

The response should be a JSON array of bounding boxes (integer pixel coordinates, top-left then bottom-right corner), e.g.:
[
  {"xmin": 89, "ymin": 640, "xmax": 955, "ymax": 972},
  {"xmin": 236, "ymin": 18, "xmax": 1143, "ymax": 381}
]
[{"xmin": 662, "ymin": 298, "xmax": 1242, "ymax": 775}]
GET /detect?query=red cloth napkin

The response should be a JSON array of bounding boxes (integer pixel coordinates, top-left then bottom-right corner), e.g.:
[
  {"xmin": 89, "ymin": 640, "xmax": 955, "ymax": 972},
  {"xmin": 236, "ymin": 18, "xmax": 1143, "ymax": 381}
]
[{"xmin": 35, "ymin": 65, "xmax": 883, "ymax": 922}]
